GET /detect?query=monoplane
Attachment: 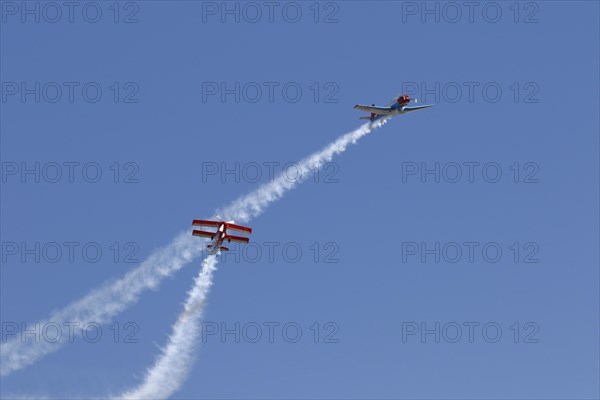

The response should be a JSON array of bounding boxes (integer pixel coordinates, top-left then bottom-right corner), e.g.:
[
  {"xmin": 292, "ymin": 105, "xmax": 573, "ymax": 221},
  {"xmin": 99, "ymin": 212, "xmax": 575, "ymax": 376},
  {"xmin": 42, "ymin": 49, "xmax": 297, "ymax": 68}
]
[{"xmin": 354, "ymin": 95, "xmax": 432, "ymax": 122}]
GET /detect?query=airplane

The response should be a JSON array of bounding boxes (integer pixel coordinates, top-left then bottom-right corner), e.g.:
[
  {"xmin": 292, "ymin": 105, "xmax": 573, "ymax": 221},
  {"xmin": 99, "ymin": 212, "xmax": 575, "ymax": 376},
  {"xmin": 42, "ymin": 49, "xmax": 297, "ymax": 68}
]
[
  {"xmin": 192, "ymin": 218, "xmax": 252, "ymax": 254},
  {"xmin": 354, "ymin": 94, "xmax": 433, "ymax": 122}
]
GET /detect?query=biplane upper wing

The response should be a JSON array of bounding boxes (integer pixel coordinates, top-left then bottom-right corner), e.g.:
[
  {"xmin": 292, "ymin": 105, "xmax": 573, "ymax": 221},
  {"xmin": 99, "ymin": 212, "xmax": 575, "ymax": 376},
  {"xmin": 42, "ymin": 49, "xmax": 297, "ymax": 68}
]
[
  {"xmin": 225, "ymin": 223, "xmax": 253, "ymax": 234},
  {"xmin": 192, "ymin": 220, "xmax": 221, "ymax": 227},
  {"xmin": 226, "ymin": 234, "xmax": 250, "ymax": 244},
  {"xmin": 192, "ymin": 229, "xmax": 216, "ymax": 239},
  {"xmin": 353, "ymin": 104, "xmax": 395, "ymax": 115}
]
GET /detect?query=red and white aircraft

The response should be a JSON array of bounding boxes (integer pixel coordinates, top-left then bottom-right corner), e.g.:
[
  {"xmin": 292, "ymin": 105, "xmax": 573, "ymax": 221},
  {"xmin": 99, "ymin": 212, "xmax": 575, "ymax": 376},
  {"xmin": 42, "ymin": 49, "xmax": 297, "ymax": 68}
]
[
  {"xmin": 354, "ymin": 94, "xmax": 432, "ymax": 122},
  {"xmin": 192, "ymin": 219, "xmax": 252, "ymax": 254}
]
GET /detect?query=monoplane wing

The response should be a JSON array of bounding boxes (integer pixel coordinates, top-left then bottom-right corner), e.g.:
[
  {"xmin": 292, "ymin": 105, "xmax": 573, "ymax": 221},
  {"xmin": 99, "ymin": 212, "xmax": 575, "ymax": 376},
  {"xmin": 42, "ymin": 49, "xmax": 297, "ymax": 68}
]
[
  {"xmin": 353, "ymin": 104, "xmax": 395, "ymax": 115},
  {"xmin": 400, "ymin": 105, "xmax": 434, "ymax": 113}
]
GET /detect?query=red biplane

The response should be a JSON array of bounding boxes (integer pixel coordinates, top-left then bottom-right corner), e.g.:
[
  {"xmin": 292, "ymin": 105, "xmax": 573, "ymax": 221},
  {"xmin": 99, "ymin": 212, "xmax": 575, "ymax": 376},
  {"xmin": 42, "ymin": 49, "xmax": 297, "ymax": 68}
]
[{"xmin": 192, "ymin": 219, "xmax": 252, "ymax": 254}]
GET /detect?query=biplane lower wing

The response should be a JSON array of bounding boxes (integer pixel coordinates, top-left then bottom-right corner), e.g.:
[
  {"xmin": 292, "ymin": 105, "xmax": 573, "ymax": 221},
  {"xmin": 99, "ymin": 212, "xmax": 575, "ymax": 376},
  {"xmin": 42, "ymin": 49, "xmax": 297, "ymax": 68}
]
[
  {"xmin": 192, "ymin": 230, "xmax": 215, "ymax": 239},
  {"xmin": 227, "ymin": 234, "xmax": 250, "ymax": 244}
]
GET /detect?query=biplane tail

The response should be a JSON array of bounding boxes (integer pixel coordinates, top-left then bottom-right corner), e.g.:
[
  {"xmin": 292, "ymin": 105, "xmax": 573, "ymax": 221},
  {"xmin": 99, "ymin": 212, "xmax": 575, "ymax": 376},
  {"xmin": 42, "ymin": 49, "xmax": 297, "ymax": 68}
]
[{"xmin": 207, "ymin": 244, "xmax": 229, "ymax": 252}]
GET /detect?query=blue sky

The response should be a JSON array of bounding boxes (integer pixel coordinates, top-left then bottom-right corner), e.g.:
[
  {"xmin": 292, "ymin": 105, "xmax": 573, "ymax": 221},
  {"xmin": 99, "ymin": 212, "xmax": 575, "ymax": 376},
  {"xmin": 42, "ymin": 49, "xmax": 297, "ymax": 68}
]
[{"xmin": 1, "ymin": 1, "xmax": 599, "ymax": 398}]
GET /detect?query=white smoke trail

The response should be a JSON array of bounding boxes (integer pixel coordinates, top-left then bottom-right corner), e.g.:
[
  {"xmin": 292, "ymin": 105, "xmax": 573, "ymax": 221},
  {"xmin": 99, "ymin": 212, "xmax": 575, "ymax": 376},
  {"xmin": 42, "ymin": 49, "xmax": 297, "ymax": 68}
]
[
  {"xmin": 115, "ymin": 255, "xmax": 218, "ymax": 400},
  {"xmin": 0, "ymin": 232, "xmax": 202, "ymax": 377},
  {"xmin": 1, "ymin": 119, "xmax": 385, "ymax": 383},
  {"xmin": 218, "ymin": 119, "xmax": 386, "ymax": 223},
  {"xmin": 114, "ymin": 119, "xmax": 387, "ymax": 398}
]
